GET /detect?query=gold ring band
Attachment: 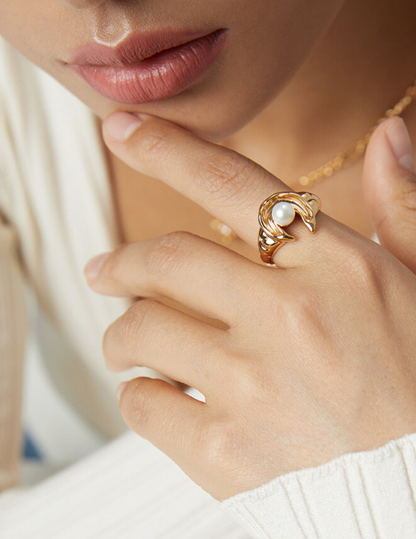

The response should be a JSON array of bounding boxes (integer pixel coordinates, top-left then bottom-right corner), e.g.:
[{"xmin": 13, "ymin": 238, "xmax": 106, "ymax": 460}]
[{"xmin": 258, "ymin": 191, "xmax": 322, "ymax": 266}]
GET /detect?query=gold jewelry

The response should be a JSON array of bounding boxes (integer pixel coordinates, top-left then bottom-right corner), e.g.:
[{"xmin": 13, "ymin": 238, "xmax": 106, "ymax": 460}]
[
  {"xmin": 258, "ymin": 191, "xmax": 322, "ymax": 266},
  {"xmin": 209, "ymin": 219, "xmax": 237, "ymax": 246},
  {"xmin": 211, "ymin": 78, "xmax": 416, "ymax": 245},
  {"xmin": 297, "ymin": 81, "xmax": 416, "ymax": 189}
]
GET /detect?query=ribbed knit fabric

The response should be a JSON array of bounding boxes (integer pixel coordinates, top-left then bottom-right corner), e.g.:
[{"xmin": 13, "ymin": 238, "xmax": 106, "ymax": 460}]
[
  {"xmin": 0, "ymin": 432, "xmax": 251, "ymax": 539},
  {"xmin": 220, "ymin": 431, "xmax": 416, "ymax": 538},
  {"xmin": 2, "ymin": 421, "xmax": 416, "ymax": 538}
]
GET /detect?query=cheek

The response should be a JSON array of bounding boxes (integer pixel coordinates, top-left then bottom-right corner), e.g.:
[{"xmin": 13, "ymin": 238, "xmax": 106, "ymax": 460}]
[
  {"xmin": 0, "ymin": 1, "xmax": 37, "ymax": 52},
  {"xmin": 0, "ymin": 1, "xmax": 75, "ymax": 74}
]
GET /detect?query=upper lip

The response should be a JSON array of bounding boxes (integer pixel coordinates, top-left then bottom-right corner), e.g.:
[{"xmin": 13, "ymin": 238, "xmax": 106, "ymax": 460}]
[{"xmin": 67, "ymin": 28, "xmax": 226, "ymax": 67}]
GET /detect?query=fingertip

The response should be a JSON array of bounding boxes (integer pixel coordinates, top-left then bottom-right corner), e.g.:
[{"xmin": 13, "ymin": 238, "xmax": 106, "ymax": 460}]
[
  {"xmin": 84, "ymin": 252, "xmax": 110, "ymax": 282},
  {"xmin": 102, "ymin": 112, "xmax": 145, "ymax": 143},
  {"xmin": 384, "ymin": 116, "xmax": 414, "ymax": 172},
  {"xmin": 363, "ymin": 116, "xmax": 414, "ymax": 194}
]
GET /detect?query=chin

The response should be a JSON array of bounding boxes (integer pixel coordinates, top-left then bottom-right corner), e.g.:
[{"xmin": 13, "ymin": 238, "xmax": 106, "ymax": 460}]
[
  {"xmin": 91, "ymin": 98, "xmax": 266, "ymax": 145},
  {"xmin": 91, "ymin": 104, "xmax": 244, "ymax": 143},
  {"xmin": 56, "ymin": 48, "xmax": 284, "ymax": 144}
]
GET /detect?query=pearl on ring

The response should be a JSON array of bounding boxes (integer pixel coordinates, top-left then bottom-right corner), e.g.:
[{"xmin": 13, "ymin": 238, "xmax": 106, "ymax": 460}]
[{"xmin": 271, "ymin": 201, "xmax": 296, "ymax": 227}]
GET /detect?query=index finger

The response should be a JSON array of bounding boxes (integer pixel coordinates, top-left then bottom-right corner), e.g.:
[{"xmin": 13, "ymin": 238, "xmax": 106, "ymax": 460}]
[{"xmin": 102, "ymin": 112, "xmax": 330, "ymax": 265}]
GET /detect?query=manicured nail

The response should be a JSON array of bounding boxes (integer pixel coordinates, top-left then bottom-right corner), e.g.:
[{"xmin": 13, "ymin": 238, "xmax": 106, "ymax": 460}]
[
  {"xmin": 386, "ymin": 116, "xmax": 414, "ymax": 172},
  {"xmin": 84, "ymin": 252, "xmax": 110, "ymax": 281},
  {"xmin": 104, "ymin": 112, "xmax": 144, "ymax": 142},
  {"xmin": 117, "ymin": 382, "xmax": 128, "ymax": 402}
]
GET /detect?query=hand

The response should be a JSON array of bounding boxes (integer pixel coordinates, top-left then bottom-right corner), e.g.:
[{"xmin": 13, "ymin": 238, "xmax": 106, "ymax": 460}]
[{"xmin": 84, "ymin": 112, "xmax": 416, "ymax": 501}]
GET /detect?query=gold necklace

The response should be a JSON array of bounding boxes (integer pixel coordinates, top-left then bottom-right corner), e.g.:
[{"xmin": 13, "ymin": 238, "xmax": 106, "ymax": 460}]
[{"xmin": 211, "ymin": 78, "xmax": 416, "ymax": 246}]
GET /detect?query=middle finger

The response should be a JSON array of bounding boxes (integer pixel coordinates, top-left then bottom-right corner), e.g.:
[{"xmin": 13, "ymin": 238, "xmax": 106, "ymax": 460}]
[{"xmin": 85, "ymin": 230, "xmax": 268, "ymax": 327}]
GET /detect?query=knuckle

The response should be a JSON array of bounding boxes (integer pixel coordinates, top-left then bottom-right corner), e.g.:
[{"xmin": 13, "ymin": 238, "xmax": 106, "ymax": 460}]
[
  {"xmin": 197, "ymin": 153, "xmax": 257, "ymax": 204},
  {"xmin": 342, "ymin": 241, "xmax": 381, "ymax": 290},
  {"xmin": 266, "ymin": 284, "xmax": 316, "ymax": 330},
  {"xmin": 135, "ymin": 124, "xmax": 173, "ymax": 160},
  {"xmin": 196, "ymin": 417, "xmax": 252, "ymax": 487},
  {"xmin": 224, "ymin": 349, "xmax": 263, "ymax": 400},
  {"xmin": 284, "ymin": 288, "xmax": 317, "ymax": 328},
  {"xmin": 199, "ymin": 419, "xmax": 238, "ymax": 468},
  {"xmin": 238, "ymin": 360, "xmax": 270, "ymax": 400},
  {"xmin": 229, "ymin": 343, "xmax": 282, "ymax": 405},
  {"xmin": 121, "ymin": 378, "xmax": 155, "ymax": 430},
  {"xmin": 146, "ymin": 231, "xmax": 192, "ymax": 279},
  {"xmin": 101, "ymin": 243, "xmax": 129, "ymax": 284},
  {"xmin": 118, "ymin": 299, "xmax": 159, "ymax": 358}
]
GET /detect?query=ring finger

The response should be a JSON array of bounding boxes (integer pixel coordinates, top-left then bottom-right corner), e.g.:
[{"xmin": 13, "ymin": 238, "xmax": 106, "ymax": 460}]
[{"xmin": 103, "ymin": 297, "xmax": 226, "ymax": 394}]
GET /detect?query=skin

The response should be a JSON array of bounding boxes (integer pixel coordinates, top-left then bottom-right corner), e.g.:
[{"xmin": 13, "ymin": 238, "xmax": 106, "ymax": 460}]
[
  {"xmin": 2, "ymin": 0, "xmax": 416, "ymax": 237},
  {"xmin": 86, "ymin": 112, "xmax": 416, "ymax": 501},
  {"xmin": 0, "ymin": 0, "xmax": 345, "ymax": 142},
  {"xmin": 3, "ymin": 0, "xmax": 416, "ymax": 502}
]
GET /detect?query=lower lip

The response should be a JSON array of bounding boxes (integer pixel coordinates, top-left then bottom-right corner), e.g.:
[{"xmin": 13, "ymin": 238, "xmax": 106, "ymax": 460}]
[{"xmin": 69, "ymin": 29, "xmax": 228, "ymax": 105}]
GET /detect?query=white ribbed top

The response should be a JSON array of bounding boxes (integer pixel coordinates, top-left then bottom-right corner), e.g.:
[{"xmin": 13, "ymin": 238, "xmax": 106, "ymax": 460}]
[
  {"xmin": 1, "ymin": 34, "xmax": 416, "ymax": 539},
  {"xmin": 221, "ymin": 432, "xmax": 416, "ymax": 538}
]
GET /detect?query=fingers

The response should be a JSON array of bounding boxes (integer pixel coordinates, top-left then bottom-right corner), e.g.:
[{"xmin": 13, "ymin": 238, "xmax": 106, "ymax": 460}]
[
  {"xmin": 85, "ymin": 230, "xmax": 267, "ymax": 327},
  {"xmin": 362, "ymin": 116, "xmax": 416, "ymax": 274},
  {"xmin": 103, "ymin": 298, "xmax": 226, "ymax": 393},
  {"xmin": 117, "ymin": 377, "xmax": 209, "ymax": 470},
  {"xmin": 102, "ymin": 112, "xmax": 331, "ymax": 267}
]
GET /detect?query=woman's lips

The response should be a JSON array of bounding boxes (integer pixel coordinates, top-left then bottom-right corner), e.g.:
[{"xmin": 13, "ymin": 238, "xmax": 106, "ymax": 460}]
[{"xmin": 67, "ymin": 29, "xmax": 228, "ymax": 105}]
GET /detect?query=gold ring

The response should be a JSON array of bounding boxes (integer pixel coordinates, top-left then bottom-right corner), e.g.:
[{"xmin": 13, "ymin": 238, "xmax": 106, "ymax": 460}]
[{"xmin": 258, "ymin": 191, "xmax": 322, "ymax": 266}]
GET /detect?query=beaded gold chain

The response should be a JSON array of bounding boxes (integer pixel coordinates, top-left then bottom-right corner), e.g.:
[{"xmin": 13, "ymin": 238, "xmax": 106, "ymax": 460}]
[{"xmin": 211, "ymin": 78, "xmax": 416, "ymax": 246}]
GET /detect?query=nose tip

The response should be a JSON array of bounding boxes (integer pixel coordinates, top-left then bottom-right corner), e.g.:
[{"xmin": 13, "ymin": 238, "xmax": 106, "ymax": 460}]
[{"xmin": 58, "ymin": 0, "xmax": 105, "ymax": 8}]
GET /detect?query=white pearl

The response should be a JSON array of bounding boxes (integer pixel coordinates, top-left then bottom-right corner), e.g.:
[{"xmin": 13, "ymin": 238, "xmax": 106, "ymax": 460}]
[{"xmin": 271, "ymin": 201, "xmax": 295, "ymax": 226}]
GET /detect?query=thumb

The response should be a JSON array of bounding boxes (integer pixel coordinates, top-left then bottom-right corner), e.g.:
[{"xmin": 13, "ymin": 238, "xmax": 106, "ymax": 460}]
[{"xmin": 362, "ymin": 115, "xmax": 416, "ymax": 273}]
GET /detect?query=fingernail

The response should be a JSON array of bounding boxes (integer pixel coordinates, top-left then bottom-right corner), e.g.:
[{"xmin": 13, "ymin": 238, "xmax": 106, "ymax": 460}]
[
  {"xmin": 104, "ymin": 112, "xmax": 144, "ymax": 142},
  {"xmin": 117, "ymin": 382, "xmax": 128, "ymax": 402},
  {"xmin": 386, "ymin": 117, "xmax": 415, "ymax": 172},
  {"xmin": 84, "ymin": 252, "xmax": 110, "ymax": 281}
]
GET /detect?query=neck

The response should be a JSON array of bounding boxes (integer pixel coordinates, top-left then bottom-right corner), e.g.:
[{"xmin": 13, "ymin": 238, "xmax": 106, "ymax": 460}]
[{"xmin": 222, "ymin": 0, "xmax": 416, "ymax": 184}]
